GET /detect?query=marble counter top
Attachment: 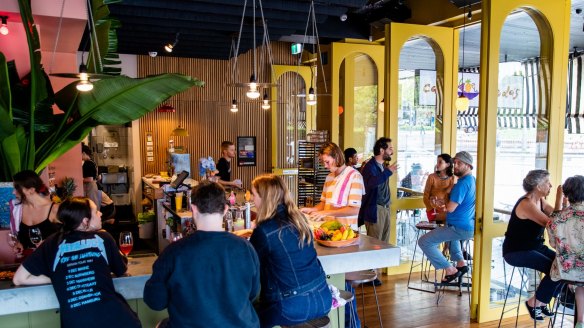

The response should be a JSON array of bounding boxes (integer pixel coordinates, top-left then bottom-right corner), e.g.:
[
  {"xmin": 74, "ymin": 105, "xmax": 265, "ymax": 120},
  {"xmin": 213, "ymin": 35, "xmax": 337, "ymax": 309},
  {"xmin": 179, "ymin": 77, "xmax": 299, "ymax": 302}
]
[
  {"xmin": 0, "ymin": 256, "xmax": 156, "ymax": 316},
  {"xmin": 0, "ymin": 235, "xmax": 400, "ymax": 316}
]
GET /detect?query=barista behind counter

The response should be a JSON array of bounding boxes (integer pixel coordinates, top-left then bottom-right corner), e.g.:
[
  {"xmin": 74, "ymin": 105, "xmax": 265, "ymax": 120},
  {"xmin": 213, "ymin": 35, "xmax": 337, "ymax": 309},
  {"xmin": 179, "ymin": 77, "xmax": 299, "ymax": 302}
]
[{"xmin": 217, "ymin": 141, "xmax": 243, "ymax": 189}]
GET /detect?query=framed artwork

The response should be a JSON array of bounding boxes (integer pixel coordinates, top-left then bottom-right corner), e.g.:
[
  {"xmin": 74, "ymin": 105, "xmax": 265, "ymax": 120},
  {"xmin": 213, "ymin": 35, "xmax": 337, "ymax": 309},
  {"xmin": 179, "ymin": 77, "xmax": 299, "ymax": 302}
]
[{"xmin": 237, "ymin": 136, "xmax": 256, "ymax": 166}]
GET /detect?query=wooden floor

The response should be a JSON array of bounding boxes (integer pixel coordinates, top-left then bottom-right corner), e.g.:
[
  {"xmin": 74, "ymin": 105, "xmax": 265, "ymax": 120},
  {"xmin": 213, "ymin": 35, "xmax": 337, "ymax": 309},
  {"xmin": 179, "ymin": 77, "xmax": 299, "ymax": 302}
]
[{"xmin": 353, "ymin": 272, "xmax": 574, "ymax": 328}]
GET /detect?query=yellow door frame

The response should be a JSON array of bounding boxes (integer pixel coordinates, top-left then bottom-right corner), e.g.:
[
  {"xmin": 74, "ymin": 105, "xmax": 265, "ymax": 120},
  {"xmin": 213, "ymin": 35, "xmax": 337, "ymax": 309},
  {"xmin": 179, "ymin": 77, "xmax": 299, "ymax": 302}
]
[
  {"xmin": 330, "ymin": 42, "xmax": 385, "ymax": 146},
  {"xmin": 271, "ymin": 65, "xmax": 312, "ymax": 168},
  {"xmin": 475, "ymin": 0, "xmax": 570, "ymax": 322},
  {"xmin": 384, "ymin": 22, "xmax": 457, "ymax": 252}
]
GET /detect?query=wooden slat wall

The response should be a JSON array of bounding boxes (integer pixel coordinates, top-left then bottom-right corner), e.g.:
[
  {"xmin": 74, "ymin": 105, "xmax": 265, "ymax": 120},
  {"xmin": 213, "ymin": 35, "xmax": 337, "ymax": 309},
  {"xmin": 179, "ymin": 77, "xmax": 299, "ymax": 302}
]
[{"xmin": 137, "ymin": 42, "xmax": 297, "ymax": 188}]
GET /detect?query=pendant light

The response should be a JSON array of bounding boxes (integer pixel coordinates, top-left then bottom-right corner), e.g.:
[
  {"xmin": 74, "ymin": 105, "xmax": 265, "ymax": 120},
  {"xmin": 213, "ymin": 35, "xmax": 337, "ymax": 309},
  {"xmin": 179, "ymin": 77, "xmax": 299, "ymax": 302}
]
[
  {"xmin": 456, "ymin": 2, "xmax": 470, "ymax": 112},
  {"xmin": 299, "ymin": 1, "xmax": 327, "ymax": 107},
  {"xmin": 261, "ymin": 92, "xmax": 271, "ymax": 110},
  {"xmin": 228, "ymin": 0, "xmax": 277, "ymax": 104},
  {"xmin": 0, "ymin": 16, "xmax": 9, "ymax": 35},
  {"xmin": 230, "ymin": 99, "xmax": 239, "ymax": 113},
  {"xmin": 50, "ymin": 0, "xmax": 113, "ymax": 91}
]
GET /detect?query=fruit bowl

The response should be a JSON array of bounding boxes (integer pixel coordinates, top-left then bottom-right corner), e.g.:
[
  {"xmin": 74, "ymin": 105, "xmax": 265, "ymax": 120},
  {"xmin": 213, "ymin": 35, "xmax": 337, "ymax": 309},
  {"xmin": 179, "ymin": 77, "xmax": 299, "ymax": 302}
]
[{"xmin": 315, "ymin": 234, "xmax": 359, "ymax": 247}]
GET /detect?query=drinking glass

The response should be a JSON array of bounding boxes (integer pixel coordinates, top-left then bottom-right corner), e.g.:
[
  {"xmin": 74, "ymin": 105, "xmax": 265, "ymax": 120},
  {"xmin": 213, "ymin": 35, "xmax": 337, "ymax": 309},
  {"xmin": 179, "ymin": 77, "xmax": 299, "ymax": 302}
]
[
  {"xmin": 119, "ymin": 231, "xmax": 133, "ymax": 256},
  {"xmin": 170, "ymin": 232, "xmax": 183, "ymax": 243},
  {"xmin": 29, "ymin": 228, "xmax": 43, "ymax": 248},
  {"xmin": 175, "ymin": 192, "xmax": 183, "ymax": 212},
  {"xmin": 7, "ymin": 232, "xmax": 18, "ymax": 249},
  {"xmin": 224, "ymin": 211, "xmax": 233, "ymax": 232}
]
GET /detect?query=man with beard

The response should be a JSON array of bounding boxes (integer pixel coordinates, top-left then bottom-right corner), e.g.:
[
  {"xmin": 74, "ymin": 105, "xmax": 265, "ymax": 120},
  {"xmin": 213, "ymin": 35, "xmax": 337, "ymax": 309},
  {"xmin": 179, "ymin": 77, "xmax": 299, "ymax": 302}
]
[
  {"xmin": 358, "ymin": 137, "xmax": 398, "ymax": 245},
  {"xmin": 418, "ymin": 151, "xmax": 476, "ymax": 283}
]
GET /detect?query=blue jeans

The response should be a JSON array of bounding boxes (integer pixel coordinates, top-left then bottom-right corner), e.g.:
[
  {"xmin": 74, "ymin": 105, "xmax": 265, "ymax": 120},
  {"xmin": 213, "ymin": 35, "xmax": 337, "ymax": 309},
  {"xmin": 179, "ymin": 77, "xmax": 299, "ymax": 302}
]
[
  {"xmin": 418, "ymin": 224, "xmax": 474, "ymax": 269},
  {"xmin": 503, "ymin": 245, "xmax": 563, "ymax": 304}
]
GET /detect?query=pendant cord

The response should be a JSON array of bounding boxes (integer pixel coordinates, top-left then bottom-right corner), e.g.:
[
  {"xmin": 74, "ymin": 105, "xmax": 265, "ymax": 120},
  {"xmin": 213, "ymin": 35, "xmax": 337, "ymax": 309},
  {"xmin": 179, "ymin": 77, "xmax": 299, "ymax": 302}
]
[{"xmin": 49, "ymin": 0, "xmax": 67, "ymax": 74}]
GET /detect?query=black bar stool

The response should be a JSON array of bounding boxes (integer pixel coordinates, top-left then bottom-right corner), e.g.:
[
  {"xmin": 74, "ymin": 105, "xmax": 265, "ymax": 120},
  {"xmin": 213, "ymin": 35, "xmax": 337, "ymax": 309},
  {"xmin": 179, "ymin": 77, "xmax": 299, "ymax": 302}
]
[
  {"xmin": 497, "ymin": 265, "xmax": 539, "ymax": 328},
  {"xmin": 345, "ymin": 270, "xmax": 383, "ymax": 328},
  {"xmin": 548, "ymin": 281, "xmax": 579, "ymax": 328},
  {"xmin": 434, "ymin": 239, "xmax": 473, "ymax": 305}
]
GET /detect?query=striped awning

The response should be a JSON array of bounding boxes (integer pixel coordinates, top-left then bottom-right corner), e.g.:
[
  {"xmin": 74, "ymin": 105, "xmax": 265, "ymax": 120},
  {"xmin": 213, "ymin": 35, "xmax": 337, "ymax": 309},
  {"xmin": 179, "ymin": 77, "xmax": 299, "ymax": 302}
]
[{"xmin": 566, "ymin": 55, "xmax": 584, "ymax": 134}]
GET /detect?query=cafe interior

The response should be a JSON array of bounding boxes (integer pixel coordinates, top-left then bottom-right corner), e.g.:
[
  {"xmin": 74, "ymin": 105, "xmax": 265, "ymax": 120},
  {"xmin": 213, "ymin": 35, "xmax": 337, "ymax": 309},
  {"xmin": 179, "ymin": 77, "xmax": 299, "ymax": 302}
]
[{"xmin": 1, "ymin": 0, "xmax": 584, "ymax": 326}]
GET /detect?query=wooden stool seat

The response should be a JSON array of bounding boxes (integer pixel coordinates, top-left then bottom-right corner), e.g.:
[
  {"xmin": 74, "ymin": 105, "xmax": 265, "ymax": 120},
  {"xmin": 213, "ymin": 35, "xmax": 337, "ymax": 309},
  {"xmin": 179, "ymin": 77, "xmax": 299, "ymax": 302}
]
[
  {"xmin": 345, "ymin": 270, "xmax": 377, "ymax": 285},
  {"xmin": 282, "ymin": 316, "xmax": 331, "ymax": 328}
]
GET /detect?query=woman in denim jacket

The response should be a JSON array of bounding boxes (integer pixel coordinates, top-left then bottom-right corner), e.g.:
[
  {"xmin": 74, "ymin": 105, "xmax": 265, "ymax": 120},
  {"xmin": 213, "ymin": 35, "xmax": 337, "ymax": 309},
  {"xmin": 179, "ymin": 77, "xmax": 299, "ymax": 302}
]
[{"xmin": 250, "ymin": 174, "xmax": 331, "ymax": 327}]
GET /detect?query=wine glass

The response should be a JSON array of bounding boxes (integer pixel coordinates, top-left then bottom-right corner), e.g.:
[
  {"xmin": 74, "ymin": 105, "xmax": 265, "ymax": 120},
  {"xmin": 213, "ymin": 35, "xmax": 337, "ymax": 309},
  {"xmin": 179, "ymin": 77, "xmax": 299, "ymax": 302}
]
[
  {"xmin": 119, "ymin": 231, "xmax": 133, "ymax": 257},
  {"xmin": 7, "ymin": 233, "xmax": 23, "ymax": 259},
  {"xmin": 29, "ymin": 228, "xmax": 43, "ymax": 248}
]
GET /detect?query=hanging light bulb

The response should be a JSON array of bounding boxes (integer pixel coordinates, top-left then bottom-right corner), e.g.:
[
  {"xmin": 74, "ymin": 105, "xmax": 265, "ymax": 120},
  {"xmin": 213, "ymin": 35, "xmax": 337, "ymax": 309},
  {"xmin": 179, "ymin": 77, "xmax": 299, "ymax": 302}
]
[
  {"xmin": 261, "ymin": 92, "xmax": 271, "ymax": 110},
  {"xmin": 164, "ymin": 43, "xmax": 174, "ymax": 53},
  {"xmin": 76, "ymin": 64, "xmax": 93, "ymax": 92},
  {"xmin": 246, "ymin": 74, "xmax": 261, "ymax": 99},
  {"xmin": 165, "ymin": 33, "xmax": 180, "ymax": 53},
  {"xmin": 0, "ymin": 16, "xmax": 8, "ymax": 36},
  {"xmin": 378, "ymin": 98, "xmax": 385, "ymax": 112},
  {"xmin": 306, "ymin": 87, "xmax": 317, "ymax": 106},
  {"xmin": 230, "ymin": 99, "xmax": 239, "ymax": 113},
  {"xmin": 455, "ymin": 95, "xmax": 469, "ymax": 112}
]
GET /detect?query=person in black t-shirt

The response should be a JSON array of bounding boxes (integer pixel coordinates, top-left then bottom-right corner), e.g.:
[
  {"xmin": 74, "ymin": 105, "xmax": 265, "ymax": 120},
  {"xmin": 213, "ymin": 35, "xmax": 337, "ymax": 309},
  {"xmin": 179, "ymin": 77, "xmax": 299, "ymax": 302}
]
[
  {"xmin": 13, "ymin": 197, "xmax": 141, "ymax": 328},
  {"xmin": 82, "ymin": 144, "xmax": 101, "ymax": 210},
  {"xmin": 216, "ymin": 140, "xmax": 243, "ymax": 189},
  {"xmin": 144, "ymin": 181, "xmax": 260, "ymax": 328}
]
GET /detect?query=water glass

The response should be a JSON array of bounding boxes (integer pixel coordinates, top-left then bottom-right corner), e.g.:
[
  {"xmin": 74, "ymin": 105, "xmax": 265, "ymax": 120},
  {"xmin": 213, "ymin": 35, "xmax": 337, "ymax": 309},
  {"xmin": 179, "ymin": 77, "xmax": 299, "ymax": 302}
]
[
  {"xmin": 224, "ymin": 211, "xmax": 234, "ymax": 232},
  {"xmin": 170, "ymin": 232, "xmax": 183, "ymax": 243}
]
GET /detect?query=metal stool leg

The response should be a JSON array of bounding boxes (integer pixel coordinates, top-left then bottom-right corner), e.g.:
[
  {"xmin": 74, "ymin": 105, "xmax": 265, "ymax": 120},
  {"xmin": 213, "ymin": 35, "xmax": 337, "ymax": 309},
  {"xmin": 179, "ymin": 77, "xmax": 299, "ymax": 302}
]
[
  {"xmin": 498, "ymin": 266, "xmax": 517, "ymax": 327},
  {"xmin": 372, "ymin": 283, "xmax": 383, "ymax": 328},
  {"xmin": 360, "ymin": 283, "xmax": 366, "ymax": 328}
]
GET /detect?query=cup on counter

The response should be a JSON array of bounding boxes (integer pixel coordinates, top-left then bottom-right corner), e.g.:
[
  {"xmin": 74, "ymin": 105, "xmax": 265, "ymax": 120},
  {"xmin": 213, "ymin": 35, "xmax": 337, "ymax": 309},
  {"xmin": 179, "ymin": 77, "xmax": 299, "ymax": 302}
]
[{"xmin": 175, "ymin": 192, "xmax": 183, "ymax": 212}]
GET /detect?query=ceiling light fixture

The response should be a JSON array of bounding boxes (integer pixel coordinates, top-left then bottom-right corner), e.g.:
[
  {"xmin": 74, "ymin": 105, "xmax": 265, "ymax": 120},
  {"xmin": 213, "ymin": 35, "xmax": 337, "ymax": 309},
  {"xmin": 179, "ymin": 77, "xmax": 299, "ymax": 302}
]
[
  {"xmin": 228, "ymin": 0, "xmax": 277, "ymax": 104},
  {"xmin": 0, "ymin": 16, "xmax": 9, "ymax": 35},
  {"xmin": 165, "ymin": 33, "xmax": 180, "ymax": 53},
  {"xmin": 76, "ymin": 64, "xmax": 94, "ymax": 92},
  {"xmin": 455, "ymin": 2, "xmax": 470, "ymax": 112},
  {"xmin": 230, "ymin": 99, "xmax": 239, "ymax": 113},
  {"xmin": 261, "ymin": 92, "xmax": 271, "ymax": 110},
  {"xmin": 50, "ymin": 0, "xmax": 113, "ymax": 90},
  {"xmin": 306, "ymin": 86, "xmax": 317, "ymax": 106},
  {"xmin": 300, "ymin": 1, "xmax": 328, "ymax": 107}
]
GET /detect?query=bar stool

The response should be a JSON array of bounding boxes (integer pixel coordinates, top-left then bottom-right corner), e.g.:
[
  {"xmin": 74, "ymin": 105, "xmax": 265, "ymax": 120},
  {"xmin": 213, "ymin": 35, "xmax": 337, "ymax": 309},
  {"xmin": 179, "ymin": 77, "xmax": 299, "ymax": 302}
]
[
  {"xmin": 434, "ymin": 239, "xmax": 473, "ymax": 305},
  {"xmin": 345, "ymin": 270, "xmax": 383, "ymax": 328},
  {"xmin": 407, "ymin": 221, "xmax": 439, "ymax": 293},
  {"xmin": 335, "ymin": 290, "xmax": 356, "ymax": 328},
  {"xmin": 282, "ymin": 316, "xmax": 331, "ymax": 328},
  {"xmin": 548, "ymin": 281, "xmax": 579, "ymax": 328},
  {"xmin": 497, "ymin": 265, "xmax": 539, "ymax": 328}
]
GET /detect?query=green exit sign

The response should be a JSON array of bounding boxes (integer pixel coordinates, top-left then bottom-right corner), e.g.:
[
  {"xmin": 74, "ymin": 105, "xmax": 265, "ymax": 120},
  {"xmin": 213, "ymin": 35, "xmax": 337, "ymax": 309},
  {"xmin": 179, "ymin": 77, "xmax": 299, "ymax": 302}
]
[{"xmin": 291, "ymin": 43, "xmax": 302, "ymax": 55}]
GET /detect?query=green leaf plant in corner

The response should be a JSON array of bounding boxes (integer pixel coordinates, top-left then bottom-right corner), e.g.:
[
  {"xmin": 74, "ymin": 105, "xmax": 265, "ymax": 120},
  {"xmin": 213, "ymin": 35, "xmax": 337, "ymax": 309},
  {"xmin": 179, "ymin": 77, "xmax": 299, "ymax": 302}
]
[{"xmin": 0, "ymin": 0, "xmax": 204, "ymax": 182}]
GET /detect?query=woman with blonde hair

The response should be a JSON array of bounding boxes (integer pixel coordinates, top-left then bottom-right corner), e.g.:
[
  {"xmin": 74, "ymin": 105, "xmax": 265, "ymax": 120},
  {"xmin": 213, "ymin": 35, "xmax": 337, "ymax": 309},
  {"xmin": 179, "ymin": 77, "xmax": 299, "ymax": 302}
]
[{"xmin": 250, "ymin": 174, "xmax": 331, "ymax": 328}]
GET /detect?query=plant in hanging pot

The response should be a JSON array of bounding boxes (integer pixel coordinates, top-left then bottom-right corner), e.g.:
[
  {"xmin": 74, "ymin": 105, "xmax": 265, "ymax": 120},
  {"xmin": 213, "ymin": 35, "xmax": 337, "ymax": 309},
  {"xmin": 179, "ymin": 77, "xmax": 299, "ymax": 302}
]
[{"xmin": 0, "ymin": 0, "xmax": 204, "ymax": 227}]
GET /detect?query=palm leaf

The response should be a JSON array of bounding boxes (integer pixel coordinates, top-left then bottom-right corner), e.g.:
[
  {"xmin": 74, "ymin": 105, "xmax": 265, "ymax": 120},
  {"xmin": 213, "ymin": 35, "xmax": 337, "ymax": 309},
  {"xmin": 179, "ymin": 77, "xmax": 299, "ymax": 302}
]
[{"xmin": 0, "ymin": 54, "xmax": 14, "ymax": 139}]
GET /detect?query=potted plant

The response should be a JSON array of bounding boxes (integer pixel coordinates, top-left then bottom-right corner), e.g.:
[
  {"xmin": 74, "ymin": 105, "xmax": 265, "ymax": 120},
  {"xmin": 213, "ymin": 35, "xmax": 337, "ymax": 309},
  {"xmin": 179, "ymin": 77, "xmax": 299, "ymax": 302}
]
[
  {"xmin": 137, "ymin": 211, "xmax": 156, "ymax": 239},
  {"xmin": 0, "ymin": 0, "xmax": 204, "ymax": 227}
]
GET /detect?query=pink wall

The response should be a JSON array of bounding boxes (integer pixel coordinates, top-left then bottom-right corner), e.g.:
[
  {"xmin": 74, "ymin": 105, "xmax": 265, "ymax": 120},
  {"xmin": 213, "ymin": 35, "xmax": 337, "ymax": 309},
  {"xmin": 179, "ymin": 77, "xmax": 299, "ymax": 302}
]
[{"xmin": 0, "ymin": 0, "xmax": 86, "ymax": 263}]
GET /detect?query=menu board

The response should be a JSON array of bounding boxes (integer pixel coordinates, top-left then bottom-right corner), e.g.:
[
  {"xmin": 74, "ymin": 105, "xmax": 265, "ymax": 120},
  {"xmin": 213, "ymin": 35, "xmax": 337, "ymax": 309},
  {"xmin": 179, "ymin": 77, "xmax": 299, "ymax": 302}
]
[{"xmin": 237, "ymin": 136, "xmax": 256, "ymax": 166}]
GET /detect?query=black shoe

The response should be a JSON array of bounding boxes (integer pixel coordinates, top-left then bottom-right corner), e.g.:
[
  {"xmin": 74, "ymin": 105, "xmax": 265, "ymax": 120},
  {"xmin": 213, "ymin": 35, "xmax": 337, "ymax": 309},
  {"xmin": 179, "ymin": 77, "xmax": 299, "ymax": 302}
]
[
  {"xmin": 364, "ymin": 278, "xmax": 382, "ymax": 287},
  {"xmin": 442, "ymin": 270, "xmax": 464, "ymax": 283},
  {"xmin": 525, "ymin": 301, "xmax": 545, "ymax": 322},
  {"xmin": 539, "ymin": 305, "xmax": 554, "ymax": 317}
]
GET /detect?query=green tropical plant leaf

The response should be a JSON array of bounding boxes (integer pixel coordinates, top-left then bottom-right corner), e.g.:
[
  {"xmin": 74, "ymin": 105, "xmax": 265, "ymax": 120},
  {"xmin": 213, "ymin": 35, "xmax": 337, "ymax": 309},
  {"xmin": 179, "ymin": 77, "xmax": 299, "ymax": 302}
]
[{"xmin": 0, "ymin": 53, "xmax": 14, "ymax": 139}]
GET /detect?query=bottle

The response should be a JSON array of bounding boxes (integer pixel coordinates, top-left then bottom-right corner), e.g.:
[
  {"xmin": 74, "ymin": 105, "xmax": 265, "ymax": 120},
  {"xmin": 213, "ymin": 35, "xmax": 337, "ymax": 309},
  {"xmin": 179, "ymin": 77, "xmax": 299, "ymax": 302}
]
[{"xmin": 244, "ymin": 202, "xmax": 251, "ymax": 229}]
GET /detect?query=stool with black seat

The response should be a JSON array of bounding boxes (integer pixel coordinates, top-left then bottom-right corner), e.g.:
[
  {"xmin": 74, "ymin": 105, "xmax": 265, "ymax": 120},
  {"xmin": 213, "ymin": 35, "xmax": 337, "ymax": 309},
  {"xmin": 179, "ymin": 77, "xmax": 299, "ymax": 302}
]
[
  {"xmin": 548, "ymin": 280, "xmax": 580, "ymax": 328},
  {"xmin": 407, "ymin": 221, "xmax": 440, "ymax": 293},
  {"xmin": 345, "ymin": 270, "xmax": 383, "ymax": 328},
  {"xmin": 497, "ymin": 264, "xmax": 540, "ymax": 328},
  {"xmin": 434, "ymin": 239, "xmax": 473, "ymax": 305},
  {"xmin": 281, "ymin": 316, "xmax": 331, "ymax": 328}
]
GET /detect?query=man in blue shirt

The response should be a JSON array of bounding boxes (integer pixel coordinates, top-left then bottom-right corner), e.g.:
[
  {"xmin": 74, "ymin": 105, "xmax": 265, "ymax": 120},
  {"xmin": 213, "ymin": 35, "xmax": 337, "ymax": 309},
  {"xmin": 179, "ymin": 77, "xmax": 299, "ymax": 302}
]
[
  {"xmin": 418, "ymin": 151, "xmax": 476, "ymax": 283},
  {"xmin": 144, "ymin": 181, "xmax": 260, "ymax": 327}
]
